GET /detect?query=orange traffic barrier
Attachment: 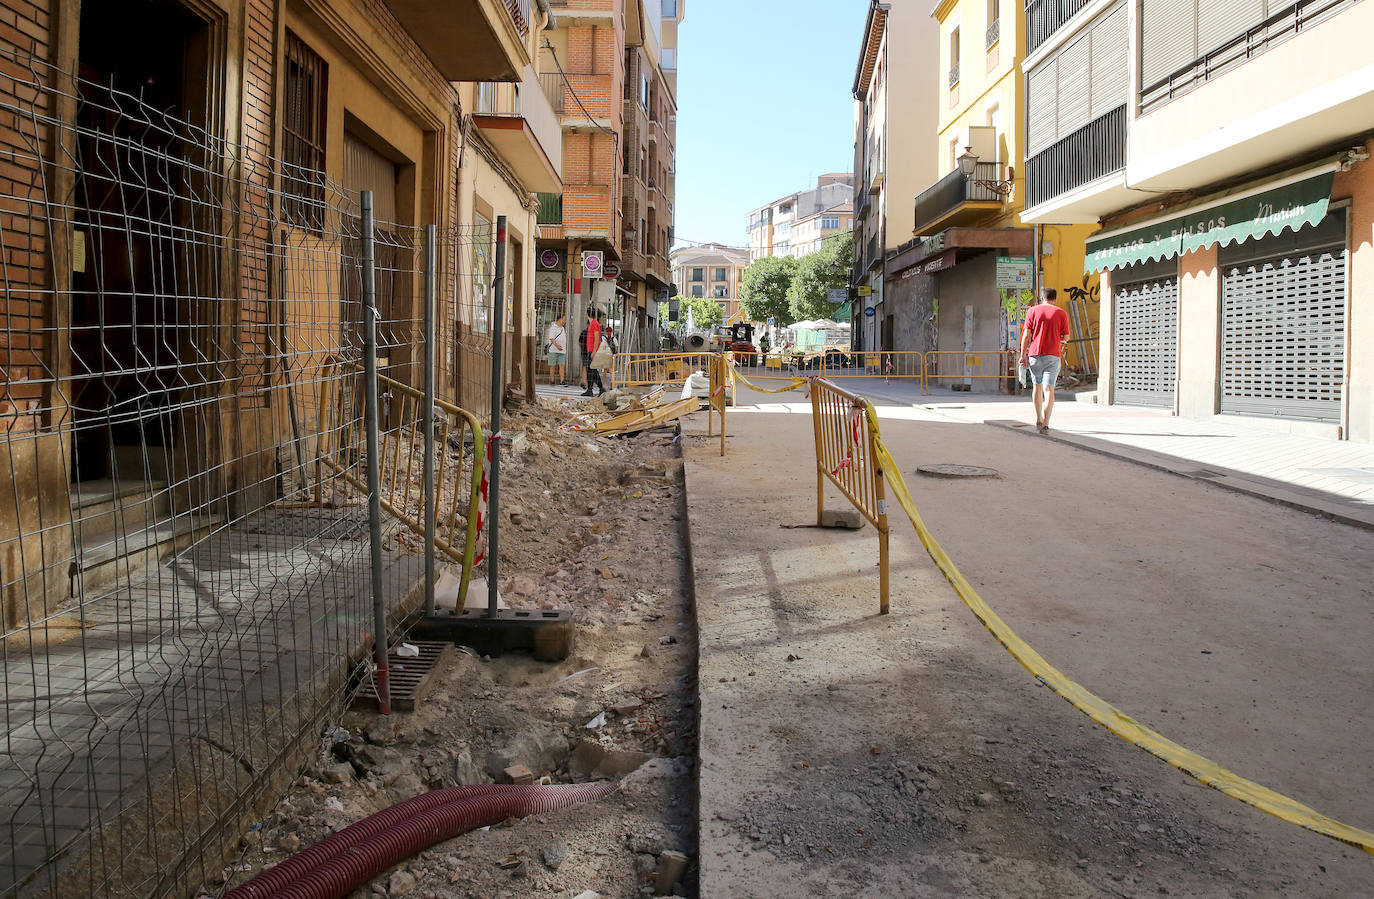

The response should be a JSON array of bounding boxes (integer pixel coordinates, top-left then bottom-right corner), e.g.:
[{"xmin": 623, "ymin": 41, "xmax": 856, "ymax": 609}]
[{"xmin": 810, "ymin": 377, "xmax": 890, "ymax": 615}]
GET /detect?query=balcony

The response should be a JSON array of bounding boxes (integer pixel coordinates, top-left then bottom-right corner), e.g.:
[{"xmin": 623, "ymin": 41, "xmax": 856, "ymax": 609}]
[
  {"xmin": 1140, "ymin": 0, "xmax": 1359, "ymax": 114},
  {"xmin": 985, "ymin": 19, "xmax": 1000, "ymax": 50},
  {"xmin": 1026, "ymin": 105, "xmax": 1126, "ymax": 209},
  {"xmin": 911, "ymin": 162, "xmax": 1005, "ymax": 236},
  {"xmin": 472, "ymin": 65, "xmax": 562, "ymax": 192},
  {"xmin": 1026, "ymin": 0, "xmax": 1092, "ymax": 55},
  {"xmin": 538, "ymin": 71, "xmax": 564, "ymax": 114},
  {"xmin": 383, "ymin": 0, "xmax": 532, "ymax": 81},
  {"xmin": 948, "ymin": 63, "xmax": 960, "ymax": 87}
]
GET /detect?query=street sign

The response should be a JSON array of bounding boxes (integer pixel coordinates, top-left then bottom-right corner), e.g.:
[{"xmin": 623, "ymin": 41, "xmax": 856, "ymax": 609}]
[
  {"xmin": 603, "ymin": 261, "xmax": 621, "ymax": 279},
  {"xmin": 538, "ymin": 248, "xmax": 560, "ymax": 269},
  {"xmin": 827, "ymin": 288, "xmax": 847, "ymax": 304},
  {"xmin": 995, "ymin": 256, "xmax": 1034, "ymax": 289},
  {"xmin": 582, "ymin": 251, "xmax": 603, "ymax": 278},
  {"xmin": 857, "ymin": 285, "xmax": 873, "ymax": 297},
  {"xmin": 863, "ymin": 306, "xmax": 876, "ymax": 318}
]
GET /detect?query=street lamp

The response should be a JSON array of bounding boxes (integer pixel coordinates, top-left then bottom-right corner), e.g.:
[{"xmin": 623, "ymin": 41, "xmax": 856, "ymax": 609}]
[{"xmin": 957, "ymin": 147, "xmax": 1013, "ymax": 197}]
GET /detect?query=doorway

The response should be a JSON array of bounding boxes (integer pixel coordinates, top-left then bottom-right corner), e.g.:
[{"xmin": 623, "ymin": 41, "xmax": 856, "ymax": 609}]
[{"xmin": 69, "ymin": 0, "xmax": 216, "ymax": 484}]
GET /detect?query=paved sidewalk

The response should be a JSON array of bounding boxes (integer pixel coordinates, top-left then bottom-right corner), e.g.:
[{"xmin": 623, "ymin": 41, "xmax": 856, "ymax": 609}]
[
  {"xmin": 736, "ymin": 373, "xmax": 1374, "ymax": 528},
  {"xmin": 681, "ymin": 383, "xmax": 1374, "ymax": 898}
]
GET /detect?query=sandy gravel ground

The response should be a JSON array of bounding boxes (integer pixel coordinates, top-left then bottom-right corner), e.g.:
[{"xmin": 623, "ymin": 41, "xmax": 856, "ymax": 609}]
[{"xmin": 685, "ymin": 384, "xmax": 1374, "ymax": 898}]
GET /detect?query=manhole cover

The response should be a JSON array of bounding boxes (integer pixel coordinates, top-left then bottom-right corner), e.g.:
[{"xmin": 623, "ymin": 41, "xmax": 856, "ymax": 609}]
[{"xmin": 917, "ymin": 464, "xmax": 1000, "ymax": 479}]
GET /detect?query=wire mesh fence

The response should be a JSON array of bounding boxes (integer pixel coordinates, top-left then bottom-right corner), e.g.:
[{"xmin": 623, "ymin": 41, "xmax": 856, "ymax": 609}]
[{"xmin": 0, "ymin": 49, "xmax": 485, "ymax": 897}]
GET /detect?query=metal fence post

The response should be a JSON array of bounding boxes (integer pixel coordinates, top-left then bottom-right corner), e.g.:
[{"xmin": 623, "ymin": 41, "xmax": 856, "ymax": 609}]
[
  {"xmin": 488, "ymin": 215, "xmax": 507, "ymax": 618},
  {"xmin": 361, "ymin": 190, "xmax": 391, "ymax": 714},
  {"xmin": 423, "ymin": 224, "xmax": 437, "ymax": 617}
]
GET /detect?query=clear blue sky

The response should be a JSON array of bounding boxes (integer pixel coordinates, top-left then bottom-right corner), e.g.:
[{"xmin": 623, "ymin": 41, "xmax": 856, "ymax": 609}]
[{"xmin": 672, "ymin": 0, "xmax": 869, "ymax": 250}]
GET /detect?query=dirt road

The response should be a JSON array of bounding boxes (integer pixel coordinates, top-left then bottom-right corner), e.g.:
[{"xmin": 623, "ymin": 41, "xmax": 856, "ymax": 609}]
[{"xmin": 685, "ymin": 385, "xmax": 1374, "ymax": 898}]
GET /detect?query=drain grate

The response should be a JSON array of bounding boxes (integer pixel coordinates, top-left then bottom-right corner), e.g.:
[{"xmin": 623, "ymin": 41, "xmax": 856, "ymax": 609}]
[{"xmin": 354, "ymin": 640, "xmax": 455, "ymax": 713}]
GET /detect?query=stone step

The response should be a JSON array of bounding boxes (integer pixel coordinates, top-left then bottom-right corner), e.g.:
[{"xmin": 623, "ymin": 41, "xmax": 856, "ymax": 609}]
[
  {"xmin": 73, "ymin": 514, "xmax": 220, "ymax": 598},
  {"xmin": 69, "ymin": 480, "xmax": 170, "ymax": 545}
]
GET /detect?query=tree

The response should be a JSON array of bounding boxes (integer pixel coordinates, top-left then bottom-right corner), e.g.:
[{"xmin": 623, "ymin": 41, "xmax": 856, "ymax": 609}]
[
  {"xmin": 788, "ymin": 232, "xmax": 854, "ymax": 322},
  {"xmin": 740, "ymin": 255, "xmax": 798, "ymax": 325},
  {"xmin": 678, "ymin": 294, "xmax": 723, "ymax": 329}
]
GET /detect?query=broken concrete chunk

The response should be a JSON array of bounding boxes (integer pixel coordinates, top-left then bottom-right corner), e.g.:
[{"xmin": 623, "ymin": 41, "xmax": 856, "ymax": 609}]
[
  {"xmin": 654, "ymin": 850, "xmax": 689, "ymax": 896},
  {"xmin": 363, "ymin": 718, "xmax": 396, "ymax": 746},
  {"xmin": 321, "ymin": 763, "xmax": 354, "ymax": 784},
  {"xmin": 568, "ymin": 740, "xmax": 654, "ymax": 781},
  {"xmin": 540, "ymin": 841, "xmax": 568, "ymax": 871},
  {"xmin": 820, "ymin": 508, "xmax": 865, "ymax": 530}
]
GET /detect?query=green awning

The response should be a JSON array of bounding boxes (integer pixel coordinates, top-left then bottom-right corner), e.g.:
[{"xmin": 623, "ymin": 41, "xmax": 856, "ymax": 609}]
[
  {"xmin": 834, "ymin": 300, "xmax": 853, "ymax": 320},
  {"xmin": 1084, "ymin": 171, "xmax": 1335, "ymax": 273}
]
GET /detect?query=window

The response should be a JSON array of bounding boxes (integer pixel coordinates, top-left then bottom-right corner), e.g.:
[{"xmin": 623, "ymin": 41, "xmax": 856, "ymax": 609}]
[
  {"xmin": 949, "ymin": 27, "xmax": 961, "ymax": 85},
  {"xmin": 713, "ymin": 285, "xmax": 728, "ymax": 298},
  {"xmin": 662, "ymin": 0, "xmax": 677, "ymax": 17},
  {"xmin": 691, "ymin": 267, "xmax": 704, "ymax": 282},
  {"xmin": 662, "ymin": 48, "xmax": 676, "ymax": 70},
  {"xmin": 949, "ymin": 137, "xmax": 959, "ymax": 173},
  {"xmin": 283, "ymin": 32, "xmax": 328, "ymax": 232},
  {"xmin": 986, "ymin": 103, "xmax": 1001, "ymax": 157},
  {"xmin": 471, "ymin": 212, "xmax": 493, "ymax": 333},
  {"xmin": 641, "ymin": 73, "xmax": 650, "ymax": 109},
  {"xmin": 690, "ymin": 285, "xmax": 703, "ymax": 297},
  {"xmin": 986, "ymin": 0, "xmax": 1000, "ymax": 48},
  {"xmin": 714, "ymin": 267, "xmax": 727, "ymax": 282},
  {"xmin": 821, "ymin": 216, "xmax": 840, "ymax": 230}
]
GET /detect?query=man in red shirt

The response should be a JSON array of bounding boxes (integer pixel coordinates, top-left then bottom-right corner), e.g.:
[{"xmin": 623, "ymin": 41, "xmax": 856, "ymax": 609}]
[{"xmin": 1018, "ymin": 287, "xmax": 1071, "ymax": 434}]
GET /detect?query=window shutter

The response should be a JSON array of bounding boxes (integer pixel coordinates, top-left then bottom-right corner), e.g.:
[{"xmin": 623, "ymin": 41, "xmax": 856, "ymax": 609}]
[
  {"xmin": 1141, "ymin": 0, "xmax": 1197, "ymax": 87},
  {"xmin": 1026, "ymin": 60, "xmax": 1058, "ymax": 156},
  {"xmin": 1197, "ymin": 0, "xmax": 1264, "ymax": 55},
  {"xmin": 1089, "ymin": 2, "xmax": 1128, "ymax": 119},
  {"xmin": 1056, "ymin": 33, "xmax": 1092, "ymax": 138}
]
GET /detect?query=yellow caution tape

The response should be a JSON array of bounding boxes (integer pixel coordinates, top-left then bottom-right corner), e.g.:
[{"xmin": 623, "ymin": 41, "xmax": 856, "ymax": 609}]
[
  {"xmin": 862, "ymin": 403, "xmax": 1374, "ymax": 854},
  {"xmin": 728, "ymin": 367, "xmax": 810, "ymax": 395}
]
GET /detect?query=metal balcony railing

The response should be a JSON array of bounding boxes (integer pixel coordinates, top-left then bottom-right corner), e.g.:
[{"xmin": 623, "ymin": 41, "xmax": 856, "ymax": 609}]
[
  {"xmin": 1025, "ymin": 105, "xmax": 1126, "ymax": 208},
  {"xmin": 1026, "ymin": 0, "xmax": 1092, "ymax": 54},
  {"xmin": 986, "ymin": 19, "xmax": 1001, "ymax": 49},
  {"xmin": 538, "ymin": 71, "xmax": 564, "ymax": 114},
  {"xmin": 948, "ymin": 63, "xmax": 960, "ymax": 87},
  {"xmin": 912, "ymin": 161, "xmax": 1003, "ymax": 234},
  {"xmin": 505, "ymin": 0, "xmax": 531, "ymax": 36}
]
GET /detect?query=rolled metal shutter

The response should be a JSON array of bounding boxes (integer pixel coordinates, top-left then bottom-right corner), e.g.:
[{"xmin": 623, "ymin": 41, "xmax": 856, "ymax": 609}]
[
  {"xmin": 1112, "ymin": 274, "xmax": 1178, "ymax": 407},
  {"xmin": 1026, "ymin": 61, "xmax": 1058, "ymax": 157},
  {"xmin": 1141, "ymin": 0, "xmax": 1196, "ymax": 86},
  {"xmin": 1220, "ymin": 235, "xmax": 1346, "ymax": 422},
  {"xmin": 1055, "ymin": 33, "xmax": 1092, "ymax": 138},
  {"xmin": 1089, "ymin": 3, "xmax": 1128, "ymax": 119}
]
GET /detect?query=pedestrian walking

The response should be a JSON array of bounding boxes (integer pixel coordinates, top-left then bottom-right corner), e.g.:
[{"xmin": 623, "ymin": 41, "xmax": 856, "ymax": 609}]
[
  {"xmin": 545, "ymin": 313, "xmax": 567, "ymax": 385},
  {"xmin": 1018, "ymin": 287, "xmax": 1071, "ymax": 434},
  {"xmin": 582, "ymin": 308, "xmax": 606, "ymax": 397}
]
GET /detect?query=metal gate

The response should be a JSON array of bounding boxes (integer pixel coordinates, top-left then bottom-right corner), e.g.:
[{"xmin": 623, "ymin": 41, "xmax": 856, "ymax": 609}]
[
  {"xmin": 1112, "ymin": 268, "xmax": 1178, "ymax": 407},
  {"xmin": 1220, "ymin": 216, "xmax": 1346, "ymax": 422}
]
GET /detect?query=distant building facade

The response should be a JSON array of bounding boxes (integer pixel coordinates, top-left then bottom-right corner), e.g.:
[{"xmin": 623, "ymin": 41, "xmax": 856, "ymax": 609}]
[
  {"xmin": 745, "ymin": 174, "xmax": 854, "ymax": 261},
  {"xmin": 671, "ymin": 243, "xmax": 750, "ymax": 322}
]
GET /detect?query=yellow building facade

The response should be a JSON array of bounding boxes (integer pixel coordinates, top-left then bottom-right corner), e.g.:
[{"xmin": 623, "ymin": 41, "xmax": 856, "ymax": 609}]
[{"xmin": 916, "ymin": 0, "xmax": 1096, "ymax": 371}]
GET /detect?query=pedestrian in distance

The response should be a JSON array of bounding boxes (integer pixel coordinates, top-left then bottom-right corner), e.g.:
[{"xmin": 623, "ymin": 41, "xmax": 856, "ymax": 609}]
[
  {"xmin": 1018, "ymin": 286, "xmax": 1071, "ymax": 434},
  {"xmin": 582, "ymin": 308, "xmax": 606, "ymax": 397},
  {"xmin": 545, "ymin": 313, "xmax": 567, "ymax": 385},
  {"xmin": 599, "ymin": 324, "xmax": 619, "ymax": 388}
]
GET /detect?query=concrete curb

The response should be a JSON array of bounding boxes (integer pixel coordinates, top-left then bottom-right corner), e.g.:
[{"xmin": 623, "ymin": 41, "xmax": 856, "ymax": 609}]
[{"xmin": 987, "ymin": 419, "xmax": 1374, "ymax": 532}]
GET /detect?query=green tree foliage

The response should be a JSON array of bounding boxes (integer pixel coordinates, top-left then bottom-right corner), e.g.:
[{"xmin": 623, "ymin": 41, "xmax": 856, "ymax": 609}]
[
  {"xmin": 788, "ymin": 232, "xmax": 854, "ymax": 322},
  {"xmin": 739, "ymin": 255, "xmax": 798, "ymax": 325},
  {"xmin": 662, "ymin": 294, "xmax": 722, "ymax": 329}
]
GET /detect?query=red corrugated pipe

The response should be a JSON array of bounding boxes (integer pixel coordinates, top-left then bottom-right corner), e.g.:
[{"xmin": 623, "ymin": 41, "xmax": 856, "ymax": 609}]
[{"xmin": 225, "ymin": 782, "xmax": 617, "ymax": 899}]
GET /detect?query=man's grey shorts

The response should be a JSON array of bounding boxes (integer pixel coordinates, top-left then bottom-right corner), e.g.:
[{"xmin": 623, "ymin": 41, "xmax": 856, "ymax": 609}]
[{"xmin": 1028, "ymin": 355, "xmax": 1061, "ymax": 388}]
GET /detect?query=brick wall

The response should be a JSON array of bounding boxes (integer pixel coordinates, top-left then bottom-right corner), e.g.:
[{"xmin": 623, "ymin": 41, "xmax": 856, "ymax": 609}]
[{"xmin": 0, "ymin": 1, "xmax": 50, "ymax": 435}]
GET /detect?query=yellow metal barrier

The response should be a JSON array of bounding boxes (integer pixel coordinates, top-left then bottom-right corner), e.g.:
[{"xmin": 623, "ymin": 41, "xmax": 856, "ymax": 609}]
[
  {"xmin": 612, "ymin": 352, "xmax": 717, "ymax": 388},
  {"xmin": 707, "ymin": 354, "xmax": 727, "ymax": 456},
  {"xmin": 854, "ymin": 401, "xmax": 1374, "ymax": 854},
  {"xmin": 317, "ymin": 364, "xmax": 486, "ymax": 608},
  {"xmin": 923, "ymin": 350, "xmax": 1015, "ymax": 394},
  {"xmin": 810, "ymin": 378, "xmax": 890, "ymax": 614}
]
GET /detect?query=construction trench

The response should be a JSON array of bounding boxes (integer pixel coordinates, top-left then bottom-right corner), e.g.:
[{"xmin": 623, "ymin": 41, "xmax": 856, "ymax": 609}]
[{"xmin": 202, "ymin": 379, "xmax": 1374, "ymax": 899}]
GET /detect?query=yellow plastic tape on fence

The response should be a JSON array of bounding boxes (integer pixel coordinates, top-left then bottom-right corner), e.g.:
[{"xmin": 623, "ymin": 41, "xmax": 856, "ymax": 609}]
[
  {"xmin": 862, "ymin": 404, "xmax": 1374, "ymax": 854},
  {"xmin": 729, "ymin": 366, "xmax": 810, "ymax": 395}
]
